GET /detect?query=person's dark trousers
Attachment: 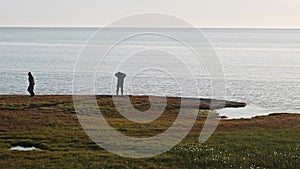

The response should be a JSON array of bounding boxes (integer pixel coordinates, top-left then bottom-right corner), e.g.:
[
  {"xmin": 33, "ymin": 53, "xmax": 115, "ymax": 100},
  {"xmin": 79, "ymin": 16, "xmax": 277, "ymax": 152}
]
[{"xmin": 27, "ymin": 85, "xmax": 35, "ymax": 97}]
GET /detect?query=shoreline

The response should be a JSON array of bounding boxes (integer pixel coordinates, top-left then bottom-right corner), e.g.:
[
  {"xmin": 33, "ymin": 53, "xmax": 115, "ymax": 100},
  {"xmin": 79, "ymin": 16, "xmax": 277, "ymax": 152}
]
[
  {"xmin": 1, "ymin": 94, "xmax": 299, "ymax": 120},
  {"xmin": 1, "ymin": 94, "xmax": 299, "ymax": 130},
  {"xmin": 0, "ymin": 94, "xmax": 246, "ymax": 109}
]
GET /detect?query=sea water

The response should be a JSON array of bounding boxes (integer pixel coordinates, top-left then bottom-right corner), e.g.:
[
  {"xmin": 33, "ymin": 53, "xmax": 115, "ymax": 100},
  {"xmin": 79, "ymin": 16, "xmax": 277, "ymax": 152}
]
[{"xmin": 0, "ymin": 27, "xmax": 299, "ymax": 118}]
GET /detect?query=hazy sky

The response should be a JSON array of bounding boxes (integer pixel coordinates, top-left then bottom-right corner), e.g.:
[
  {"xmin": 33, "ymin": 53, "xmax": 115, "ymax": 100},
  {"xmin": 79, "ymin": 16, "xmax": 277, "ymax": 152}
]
[{"xmin": 1, "ymin": 0, "xmax": 300, "ymax": 28}]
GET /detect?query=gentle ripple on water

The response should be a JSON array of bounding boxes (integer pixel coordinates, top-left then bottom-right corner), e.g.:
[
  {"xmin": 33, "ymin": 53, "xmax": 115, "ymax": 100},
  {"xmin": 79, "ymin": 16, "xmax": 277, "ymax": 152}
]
[{"xmin": 0, "ymin": 28, "xmax": 300, "ymax": 118}]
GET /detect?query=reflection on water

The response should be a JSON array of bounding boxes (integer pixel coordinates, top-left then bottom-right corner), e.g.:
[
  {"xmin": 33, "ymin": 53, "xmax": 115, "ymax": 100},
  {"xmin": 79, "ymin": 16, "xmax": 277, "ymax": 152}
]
[{"xmin": 218, "ymin": 105, "xmax": 290, "ymax": 119}]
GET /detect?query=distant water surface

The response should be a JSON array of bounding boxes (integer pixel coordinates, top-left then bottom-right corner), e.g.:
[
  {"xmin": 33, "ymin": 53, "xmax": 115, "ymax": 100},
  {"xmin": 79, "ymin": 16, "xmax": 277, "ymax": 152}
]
[{"xmin": 0, "ymin": 27, "xmax": 299, "ymax": 118}]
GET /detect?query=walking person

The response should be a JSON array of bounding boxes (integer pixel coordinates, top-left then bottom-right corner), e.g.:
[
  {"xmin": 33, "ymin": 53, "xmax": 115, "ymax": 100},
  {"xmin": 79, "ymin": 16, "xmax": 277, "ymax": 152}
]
[
  {"xmin": 115, "ymin": 72, "xmax": 126, "ymax": 95},
  {"xmin": 27, "ymin": 72, "xmax": 35, "ymax": 97}
]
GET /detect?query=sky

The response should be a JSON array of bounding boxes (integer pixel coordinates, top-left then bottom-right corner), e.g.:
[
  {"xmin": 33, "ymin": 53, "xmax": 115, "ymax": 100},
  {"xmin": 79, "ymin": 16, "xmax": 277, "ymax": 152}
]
[{"xmin": 0, "ymin": 0, "xmax": 300, "ymax": 28}]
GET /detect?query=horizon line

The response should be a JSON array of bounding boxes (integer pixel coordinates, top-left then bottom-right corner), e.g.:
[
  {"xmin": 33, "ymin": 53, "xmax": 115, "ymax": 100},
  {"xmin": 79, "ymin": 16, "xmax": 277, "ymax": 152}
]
[{"xmin": 0, "ymin": 26, "xmax": 300, "ymax": 29}]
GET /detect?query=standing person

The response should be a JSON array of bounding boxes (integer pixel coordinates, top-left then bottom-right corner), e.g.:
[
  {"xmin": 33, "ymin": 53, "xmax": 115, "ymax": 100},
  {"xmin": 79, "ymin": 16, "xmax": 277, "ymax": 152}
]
[
  {"xmin": 27, "ymin": 72, "xmax": 35, "ymax": 97},
  {"xmin": 115, "ymin": 71, "xmax": 126, "ymax": 95}
]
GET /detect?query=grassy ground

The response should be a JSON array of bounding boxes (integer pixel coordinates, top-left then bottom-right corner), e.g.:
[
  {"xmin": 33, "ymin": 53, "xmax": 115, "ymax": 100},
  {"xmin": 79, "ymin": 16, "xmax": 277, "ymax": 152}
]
[{"xmin": 0, "ymin": 95, "xmax": 299, "ymax": 169}]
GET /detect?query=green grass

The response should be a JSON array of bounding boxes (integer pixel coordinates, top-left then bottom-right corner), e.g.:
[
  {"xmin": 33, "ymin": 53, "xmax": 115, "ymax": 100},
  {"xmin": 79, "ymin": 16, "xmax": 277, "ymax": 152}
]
[
  {"xmin": 0, "ymin": 95, "xmax": 299, "ymax": 169},
  {"xmin": 1, "ymin": 129, "xmax": 299, "ymax": 169}
]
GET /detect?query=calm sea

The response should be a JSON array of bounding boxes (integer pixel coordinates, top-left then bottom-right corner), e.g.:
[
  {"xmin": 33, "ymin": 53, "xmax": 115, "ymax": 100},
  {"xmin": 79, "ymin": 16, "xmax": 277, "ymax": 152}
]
[{"xmin": 0, "ymin": 27, "xmax": 299, "ymax": 118}]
